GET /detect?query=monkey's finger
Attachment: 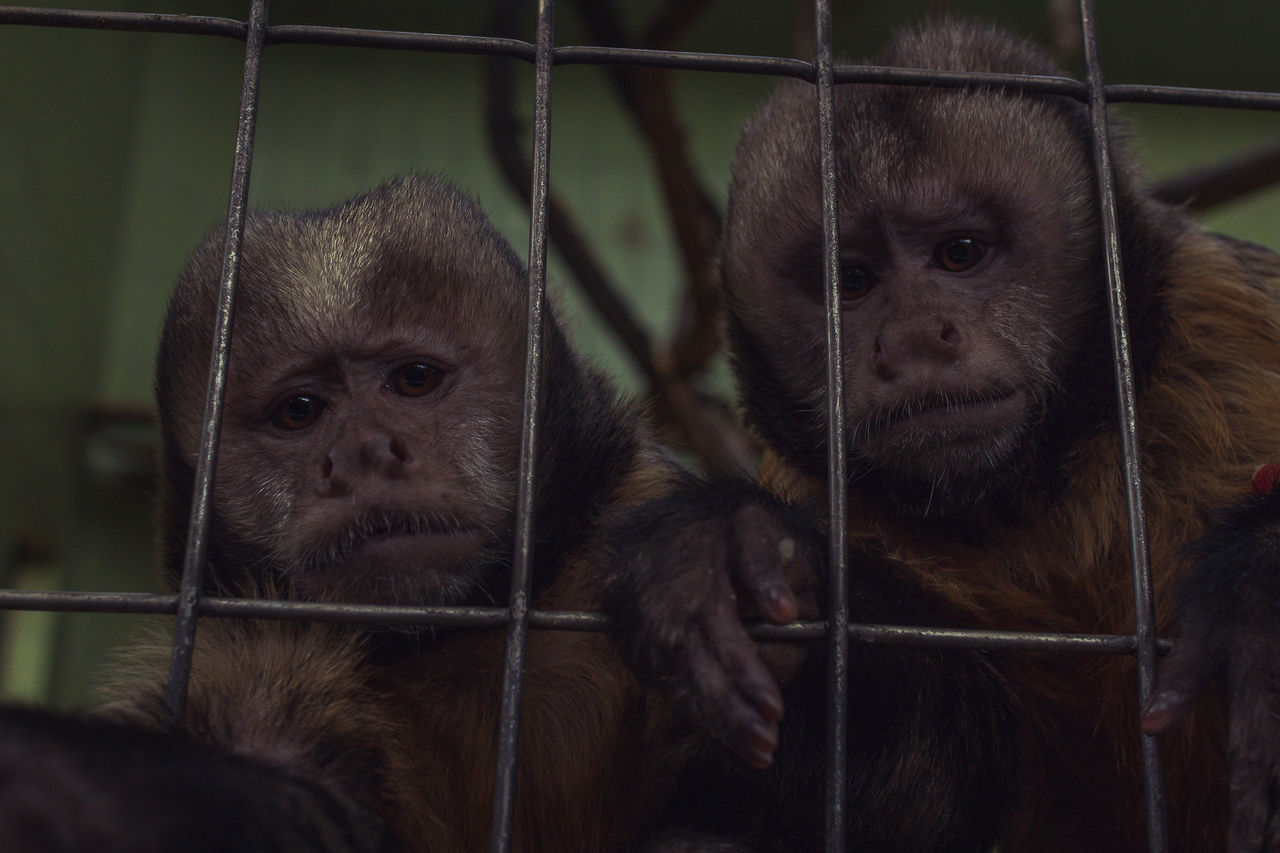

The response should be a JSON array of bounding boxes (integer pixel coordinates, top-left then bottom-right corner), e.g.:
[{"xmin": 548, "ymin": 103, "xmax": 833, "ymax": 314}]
[
  {"xmin": 703, "ymin": 599, "xmax": 785, "ymax": 724},
  {"xmin": 1141, "ymin": 631, "xmax": 1218, "ymax": 735},
  {"xmin": 683, "ymin": 630, "xmax": 780, "ymax": 769},
  {"xmin": 732, "ymin": 504, "xmax": 802, "ymax": 625},
  {"xmin": 1140, "ymin": 685, "xmax": 1195, "ymax": 736}
]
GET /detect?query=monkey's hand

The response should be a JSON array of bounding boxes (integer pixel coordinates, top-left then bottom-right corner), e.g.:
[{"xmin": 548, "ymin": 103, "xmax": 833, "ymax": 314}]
[
  {"xmin": 1142, "ymin": 483, "xmax": 1280, "ymax": 853},
  {"xmin": 603, "ymin": 476, "xmax": 822, "ymax": 770}
]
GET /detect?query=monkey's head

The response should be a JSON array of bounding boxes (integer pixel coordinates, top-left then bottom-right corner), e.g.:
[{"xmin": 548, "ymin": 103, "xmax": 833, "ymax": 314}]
[
  {"xmin": 723, "ymin": 21, "xmax": 1179, "ymax": 520},
  {"xmin": 157, "ymin": 176, "xmax": 553, "ymax": 605}
]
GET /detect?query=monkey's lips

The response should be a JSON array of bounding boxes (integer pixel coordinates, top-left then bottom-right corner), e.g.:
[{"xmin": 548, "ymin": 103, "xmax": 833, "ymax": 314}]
[
  {"xmin": 859, "ymin": 385, "xmax": 1028, "ymax": 463},
  {"xmin": 300, "ymin": 511, "xmax": 489, "ymax": 604},
  {"xmin": 348, "ymin": 528, "xmax": 485, "ymax": 570}
]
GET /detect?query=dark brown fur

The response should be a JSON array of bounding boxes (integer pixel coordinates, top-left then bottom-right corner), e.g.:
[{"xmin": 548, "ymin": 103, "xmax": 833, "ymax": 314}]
[
  {"xmin": 720, "ymin": 21, "xmax": 1280, "ymax": 853},
  {"xmin": 3, "ymin": 176, "xmax": 696, "ymax": 852}
]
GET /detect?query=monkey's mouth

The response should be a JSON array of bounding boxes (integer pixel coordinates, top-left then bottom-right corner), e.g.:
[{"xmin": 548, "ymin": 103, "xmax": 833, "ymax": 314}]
[
  {"xmin": 859, "ymin": 385, "xmax": 1026, "ymax": 447},
  {"xmin": 301, "ymin": 509, "xmax": 487, "ymax": 585}
]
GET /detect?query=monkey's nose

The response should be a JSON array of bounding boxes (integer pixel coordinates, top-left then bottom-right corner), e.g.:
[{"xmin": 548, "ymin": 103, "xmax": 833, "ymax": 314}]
[
  {"xmin": 873, "ymin": 316, "xmax": 963, "ymax": 382},
  {"xmin": 319, "ymin": 432, "xmax": 411, "ymax": 496}
]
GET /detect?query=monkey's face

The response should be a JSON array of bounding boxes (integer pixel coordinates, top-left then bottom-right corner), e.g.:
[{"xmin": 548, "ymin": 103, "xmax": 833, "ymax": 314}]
[
  {"xmin": 724, "ymin": 82, "xmax": 1100, "ymax": 515},
  {"xmin": 827, "ymin": 193, "xmax": 1082, "ymax": 488},
  {"xmin": 209, "ymin": 313, "xmax": 524, "ymax": 606},
  {"xmin": 157, "ymin": 177, "xmax": 532, "ymax": 604}
]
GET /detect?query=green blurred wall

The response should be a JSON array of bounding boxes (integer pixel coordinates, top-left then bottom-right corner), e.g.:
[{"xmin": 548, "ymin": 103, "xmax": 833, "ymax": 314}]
[{"xmin": 2, "ymin": 0, "xmax": 1279, "ymax": 708}]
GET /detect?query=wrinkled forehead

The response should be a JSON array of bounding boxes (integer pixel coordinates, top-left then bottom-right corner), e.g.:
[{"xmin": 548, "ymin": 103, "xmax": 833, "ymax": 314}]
[
  {"xmin": 161, "ymin": 195, "xmax": 528, "ymax": 434},
  {"xmin": 839, "ymin": 88, "xmax": 1090, "ymax": 218},
  {"xmin": 726, "ymin": 87, "xmax": 1089, "ymax": 250},
  {"xmin": 231, "ymin": 226, "xmax": 522, "ymax": 347},
  {"xmin": 721, "ymin": 85, "xmax": 1095, "ymax": 336}
]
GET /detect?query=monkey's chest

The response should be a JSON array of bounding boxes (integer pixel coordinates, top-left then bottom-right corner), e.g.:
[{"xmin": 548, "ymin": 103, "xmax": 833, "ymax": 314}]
[{"xmin": 373, "ymin": 634, "xmax": 655, "ymax": 853}]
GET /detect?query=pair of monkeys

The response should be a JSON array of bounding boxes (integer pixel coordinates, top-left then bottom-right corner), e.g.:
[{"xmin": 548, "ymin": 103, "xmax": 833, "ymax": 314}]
[{"xmin": 2, "ymin": 20, "xmax": 1279, "ymax": 853}]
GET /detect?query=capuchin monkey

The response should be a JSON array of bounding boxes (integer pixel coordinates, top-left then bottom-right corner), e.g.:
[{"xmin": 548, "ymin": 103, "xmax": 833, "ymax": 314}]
[
  {"xmin": 606, "ymin": 21, "xmax": 1280, "ymax": 853},
  {"xmin": 0, "ymin": 176, "xmax": 693, "ymax": 852}
]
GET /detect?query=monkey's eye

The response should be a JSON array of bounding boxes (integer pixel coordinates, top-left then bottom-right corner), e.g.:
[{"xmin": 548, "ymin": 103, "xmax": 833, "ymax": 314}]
[
  {"xmin": 840, "ymin": 265, "xmax": 875, "ymax": 300},
  {"xmin": 933, "ymin": 237, "xmax": 988, "ymax": 272},
  {"xmin": 390, "ymin": 363, "xmax": 444, "ymax": 397},
  {"xmin": 271, "ymin": 395, "xmax": 323, "ymax": 431}
]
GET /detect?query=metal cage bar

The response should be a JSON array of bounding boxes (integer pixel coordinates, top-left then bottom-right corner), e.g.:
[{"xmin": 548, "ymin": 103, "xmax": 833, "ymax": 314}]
[
  {"xmin": 3, "ymin": 6, "xmax": 1280, "ymax": 110},
  {"xmin": 1077, "ymin": 1, "xmax": 1168, "ymax": 849},
  {"xmin": 811, "ymin": 0, "xmax": 850, "ymax": 850},
  {"xmin": 0, "ymin": 586, "xmax": 1176, "ymax": 653},
  {"xmin": 488, "ymin": 0, "xmax": 557, "ymax": 850},
  {"xmin": 161, "ymin": 0, "xmax": 268, "ymax": 729},
  {"xmin": 3, "ymin": 4, "xmax": 1280, "ymax": 853}
]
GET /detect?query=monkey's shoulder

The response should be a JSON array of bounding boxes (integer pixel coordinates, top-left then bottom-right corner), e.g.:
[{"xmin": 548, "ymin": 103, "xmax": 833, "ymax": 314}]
[
  {"xmin": 1153, "ymin": 231, "xmax": 1280, "ymax": 443},
  {"xmin": 1206, "ymin": 231, "xmax": 1280, "ymax": 289}
]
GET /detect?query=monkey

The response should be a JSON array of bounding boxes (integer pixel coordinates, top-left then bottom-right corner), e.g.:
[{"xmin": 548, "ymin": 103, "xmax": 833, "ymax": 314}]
[
  {"xmin": 604, "ymin": 20, "xmax": 1280, "ymax": 853},
  {"xmin": 0, "ymin": 175, "xmax": 697, "ymax": 852}
]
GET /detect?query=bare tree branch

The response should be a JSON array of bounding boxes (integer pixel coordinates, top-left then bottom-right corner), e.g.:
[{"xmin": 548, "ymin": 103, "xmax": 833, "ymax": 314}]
[
  {"xmin": 1047, "ymin": 0, "xmax": 1082, "ymax": 65},
  {"xmin": 1152, "ymin": 137, "xmax": 1280, "ymax": 213},
  {"xmin": 484, "ymin": 51, "xmax": 657, "ymax": 377},
  {"xmin": 790, "ymin": 0, "xmax": 814, "ymax": 61},
  {"xmin": 483, "ymin": 0, "xmax": 754, "ymax": 473},
  {"xmin": 573, "ymin": 0, "xmax": 724, "ymax": 379},
  {"xmin": 640, "ymin": 0, "xmax": 711, "ymax": 50}
]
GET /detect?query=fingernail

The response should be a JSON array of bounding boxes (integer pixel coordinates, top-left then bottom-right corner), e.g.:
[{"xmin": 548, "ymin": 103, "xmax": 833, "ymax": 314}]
[
  {"xmin": 1140, "ymin": 695, "xmax": 1175, "ymax": 735},
  {"xmin": 748, "ymin": 718, "xmax": 779, "ymax": 753},
  {"xmin": 746, "ymin": 747, "xmax": 774, "ymax": 770},
  {"xmin": 766, "ymin": 587, "xmax": 798, "ymax": 622}
]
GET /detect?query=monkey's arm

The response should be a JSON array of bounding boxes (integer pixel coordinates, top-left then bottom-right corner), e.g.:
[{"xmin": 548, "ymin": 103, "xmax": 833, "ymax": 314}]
[
  {"xmin": 603, "ymin": 476, "xmax": 1017, "ymax": 851},
  {"xmin": 602, "ymin": 474, "xmax": 822, "ymax": 769},
  {"xmin": 1143, "ymin": 483, "xmax": 1280, "ymax": 853},
  {"xmin": 0, "ymin": 704, "xmax": 388, "ymax": 853}
]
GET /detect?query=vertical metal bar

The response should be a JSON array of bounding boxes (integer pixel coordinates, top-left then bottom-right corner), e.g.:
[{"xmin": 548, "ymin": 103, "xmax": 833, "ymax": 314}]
[
  {"xmin": 489, "ymin": 1, "xmax": 554, "ymax": 850},
  {"xmin": 162, "ymin": 0, "xmax": 269, "ymax": 729},
  {"xmin": 1076, "ymin": 2, "xmax": 1168, "ymax": 851},
  {"xmin": 813, "ymin": 1, "xmax": 848, "ymax": 850}
]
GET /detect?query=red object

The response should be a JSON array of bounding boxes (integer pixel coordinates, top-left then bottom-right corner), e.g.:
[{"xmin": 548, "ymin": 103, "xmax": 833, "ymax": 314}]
[{"xmin": 1252, "ymin": 463, "xmax": 1280, "ymax": 496}]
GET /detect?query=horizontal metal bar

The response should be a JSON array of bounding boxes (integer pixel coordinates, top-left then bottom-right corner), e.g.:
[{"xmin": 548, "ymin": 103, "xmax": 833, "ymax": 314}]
[
  {"xmin": 0, "ymin": 6, "xmax": 533, "ymax": 56},
  {"xmin": 833, "ymin": 66, "xmax": 1280, "ymax": 111},
  {"xmin": 554, "ymin": 45, "xmax": 810, "ymax": 77},
  {"xmin": 752, "ymin": 621, "xmax": 1172, "ymax": 655},
  {"xmin": 833, "ymin": 64, "xmax": 1084, "ymax": 97},
  {"xmin": 0, "ymin": 590, "xmax": 177, "ymax": 614},
  {"xmin": 267, "ymin": 24, "xmax": 531, "ymax": 58},
  {"xmin": 3, "ymin": 7, "xmax": 1278, "ymax": 113},
  {"xmin": 0, "ymin": 5, "xmax": 244, "ymax": 36},
  {"xmin": 0, "ymin": 589, "xmax": 579, "ymax": 628},
  {"xmin": 1106, "ymin": 82, "xmax": 1280, "ymax": 110},
  {"xmin": 0, "ymin": 588, "xmax": 1172, "ymax": 653}
]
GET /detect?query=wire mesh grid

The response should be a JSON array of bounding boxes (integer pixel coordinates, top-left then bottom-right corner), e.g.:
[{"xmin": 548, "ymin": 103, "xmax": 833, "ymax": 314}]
[{"xmin": 2, "ymin": 1, "xmax": 1280, "ymax": 851}]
